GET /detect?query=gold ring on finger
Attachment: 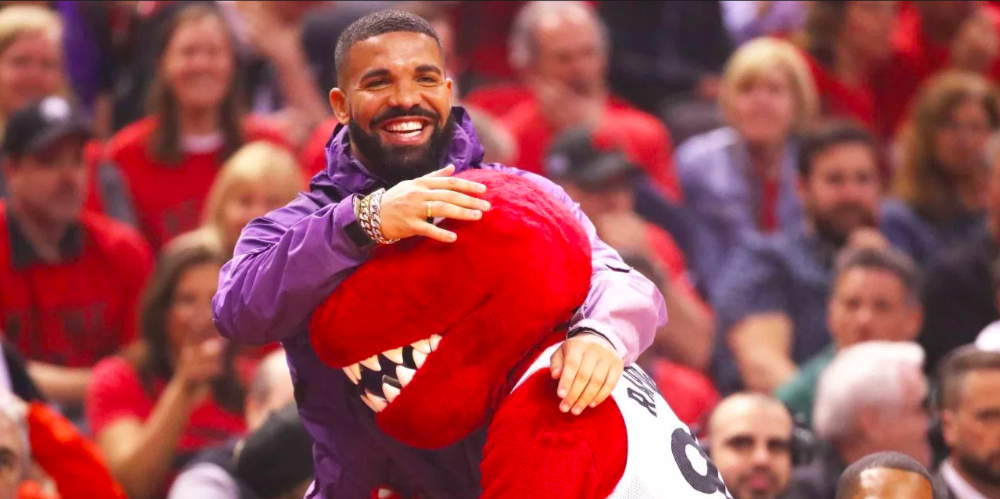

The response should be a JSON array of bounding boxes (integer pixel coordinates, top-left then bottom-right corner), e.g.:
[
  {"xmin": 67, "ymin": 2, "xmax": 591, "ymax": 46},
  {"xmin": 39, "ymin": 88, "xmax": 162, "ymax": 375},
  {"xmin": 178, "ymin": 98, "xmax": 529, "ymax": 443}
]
[{"xmin": 427, "ymin": 200, "xmax": 434, "ymax": 219}]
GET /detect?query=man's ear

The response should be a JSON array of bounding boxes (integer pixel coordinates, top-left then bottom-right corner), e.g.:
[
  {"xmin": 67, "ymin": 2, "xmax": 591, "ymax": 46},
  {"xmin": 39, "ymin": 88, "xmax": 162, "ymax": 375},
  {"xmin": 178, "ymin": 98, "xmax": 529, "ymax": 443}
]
[
  {"xmin": 330, "ymin": 88, "xmax": 350, "ymax": 126},
  {"xmin": 445, "ymin": 77, "xmax": 455, "ymax": 103},
  {"xmin": 940, "ymin": 409, "xmax": 959, "ymax": 448}
]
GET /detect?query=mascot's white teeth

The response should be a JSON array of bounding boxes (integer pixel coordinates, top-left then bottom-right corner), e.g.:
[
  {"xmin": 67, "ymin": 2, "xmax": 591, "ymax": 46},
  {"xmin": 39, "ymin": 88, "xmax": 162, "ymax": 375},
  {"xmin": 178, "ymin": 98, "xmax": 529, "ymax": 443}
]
[
  {"xmin": 397, "ymin": 365, "xmax": 416, "ymax": 387},
  {"xmin": 412, "ymin": 339, "xmax": 431, "ymax": 354},
  {"xmin": 383, "ymin": 347, "xmax": 404, "ymax": 364},
  {"xmin": 412, "ymin": 349, "xmax": 427, "ymax": 369},
  {"xmin": 343, "ymin": 364, "xmax": 361, "ymax": 385},
  {"xmin": 360, "ymin": 356, "xmax": 380, "ymax": 371},
  {"xmin": 429, "ymin": 334, "xmax": 442, "ymax": 351},
  {"xmin": 383, "ymin": 382, "xmax": 400, "ymax": 403},
  {"xmin": 365, "ymin": 390, "xmax": 388, "ymax": 412}
]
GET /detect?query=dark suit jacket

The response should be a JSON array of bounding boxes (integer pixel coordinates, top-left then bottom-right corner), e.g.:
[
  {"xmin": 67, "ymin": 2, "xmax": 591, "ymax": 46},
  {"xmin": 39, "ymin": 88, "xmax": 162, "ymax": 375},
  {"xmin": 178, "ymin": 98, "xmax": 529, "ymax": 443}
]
[{"xmin": 786, "ymin": 443, "xmax": 846, "ymax": 499}]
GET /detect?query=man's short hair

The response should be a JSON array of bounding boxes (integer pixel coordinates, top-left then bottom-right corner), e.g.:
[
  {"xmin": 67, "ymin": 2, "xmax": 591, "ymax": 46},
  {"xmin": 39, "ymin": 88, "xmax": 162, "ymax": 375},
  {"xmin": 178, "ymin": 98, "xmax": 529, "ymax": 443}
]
[
  {"xmin": 334, "ymin": 9, "xmax": 442, "ymax": 83},
  {"xmin": 835, "ymin": 451, "xmax": 934, "ymax": 499},
  {"xmin": 797, "ymin": 120, "xmax": 878, "ymax": 178},
  {"xmin": 832, "ymin": 246, "xmax": 921, "ymax": 304},
  {"xmin": 813, "ymin": 342, "xmax": 925, "ymax": 442},
  {"xmin": 938, "ymin": 345, "xmax": 1000, "ymax": 410}
]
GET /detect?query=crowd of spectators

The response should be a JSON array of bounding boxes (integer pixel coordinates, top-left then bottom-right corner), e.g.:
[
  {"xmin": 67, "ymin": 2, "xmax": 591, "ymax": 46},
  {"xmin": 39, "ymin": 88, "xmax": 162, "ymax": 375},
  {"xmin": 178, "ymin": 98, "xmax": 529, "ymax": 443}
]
[{"xmin": 1, "ymin": 1, "xmax": 1000, "ymax": 498}]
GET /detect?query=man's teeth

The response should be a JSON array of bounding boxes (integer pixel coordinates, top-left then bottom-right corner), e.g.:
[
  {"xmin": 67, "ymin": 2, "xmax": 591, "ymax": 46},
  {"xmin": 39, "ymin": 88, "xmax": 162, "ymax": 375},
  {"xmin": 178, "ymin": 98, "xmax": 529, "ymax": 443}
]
[{"xmin": 385, "ymin": 121, "xmax": 424, "ymax": 133}]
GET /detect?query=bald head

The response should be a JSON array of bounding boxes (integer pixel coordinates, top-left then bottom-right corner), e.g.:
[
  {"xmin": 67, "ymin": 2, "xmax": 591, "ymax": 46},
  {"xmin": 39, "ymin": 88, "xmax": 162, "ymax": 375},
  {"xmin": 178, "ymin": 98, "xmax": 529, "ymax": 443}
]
[
  {"xmin": 836, "ymin": 452, "xmax": 936, "ymax": 499},
  {"xmin": 245, "ymin": 349, "xmax": 295, "ymax": 431},
  {"xmin": 509, "ymin": 1, "xmax": 607, "ymax": 98},
  {"xmin": 709, "ymin": 394, "xmax": 794, "ymax": 499}
]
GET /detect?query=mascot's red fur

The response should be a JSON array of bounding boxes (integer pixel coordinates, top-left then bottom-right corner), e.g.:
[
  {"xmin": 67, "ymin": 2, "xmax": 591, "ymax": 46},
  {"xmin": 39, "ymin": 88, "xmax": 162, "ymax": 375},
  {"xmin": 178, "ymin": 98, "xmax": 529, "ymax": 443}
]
[{"xmin": 310, "ymin": 170, "xmax": 731, "ymax": 499}]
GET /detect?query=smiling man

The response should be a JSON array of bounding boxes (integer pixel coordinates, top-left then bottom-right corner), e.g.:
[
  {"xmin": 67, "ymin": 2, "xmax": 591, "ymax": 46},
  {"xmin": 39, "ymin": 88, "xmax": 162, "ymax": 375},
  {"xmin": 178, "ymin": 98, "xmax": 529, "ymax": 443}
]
[{"xmin": 212, "ymin": 9, "xmax": 666, "ymax": 498}]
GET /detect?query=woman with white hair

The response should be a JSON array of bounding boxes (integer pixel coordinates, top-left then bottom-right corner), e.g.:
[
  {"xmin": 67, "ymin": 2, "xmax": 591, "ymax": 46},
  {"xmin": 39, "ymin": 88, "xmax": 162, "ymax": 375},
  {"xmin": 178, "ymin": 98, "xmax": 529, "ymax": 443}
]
[{"xmin": 788, "ymin": 342, "xmax": 931, "ymax": 499}]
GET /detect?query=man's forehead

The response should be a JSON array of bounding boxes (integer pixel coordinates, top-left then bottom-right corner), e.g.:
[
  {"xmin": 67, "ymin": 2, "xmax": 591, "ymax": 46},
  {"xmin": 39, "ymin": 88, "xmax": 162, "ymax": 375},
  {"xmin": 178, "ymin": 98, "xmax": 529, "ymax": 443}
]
[
  {"xmin": 853, "ymin": 468, "xmax": 933, "ymax": 499},
  {"xmin": 345, "ymin": 31, "xmax": 442, "ymax": 79},
  {"xmin": 713, "ymin": 401, "xmax": 792, "ymax": 437}
]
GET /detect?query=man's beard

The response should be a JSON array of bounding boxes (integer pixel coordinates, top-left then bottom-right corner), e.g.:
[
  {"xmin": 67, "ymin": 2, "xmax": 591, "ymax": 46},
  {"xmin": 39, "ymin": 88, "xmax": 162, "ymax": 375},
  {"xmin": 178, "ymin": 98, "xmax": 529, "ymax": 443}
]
[
  {"xmin": 348, "ymin": 108, "xmax": 457, "ymax": 186},
  {"xmin": 956, "ymin": 453, "xmax": 1000, "ymax": 487},
  {"xmin": 733, "ymin": 467, "xmax": 784, "ymax": 499},
  {"xmin": 811, "ymin": 203, "xmax": 877, "ymax": 248}
]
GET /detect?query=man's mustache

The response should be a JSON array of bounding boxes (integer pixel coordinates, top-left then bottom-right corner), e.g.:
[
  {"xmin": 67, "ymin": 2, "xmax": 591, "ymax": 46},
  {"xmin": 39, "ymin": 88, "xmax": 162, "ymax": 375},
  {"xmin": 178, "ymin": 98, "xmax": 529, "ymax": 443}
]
[{"xmin": 371, "ymin": 106, "xmax": 440, "ymax": 128}]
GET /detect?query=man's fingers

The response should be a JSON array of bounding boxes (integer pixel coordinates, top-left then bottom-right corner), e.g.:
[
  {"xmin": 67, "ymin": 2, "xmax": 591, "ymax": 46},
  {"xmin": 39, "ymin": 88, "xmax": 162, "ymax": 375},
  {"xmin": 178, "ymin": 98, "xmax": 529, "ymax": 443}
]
[
  {"xmin": 419, "ymin": 176, "xmax": 487, "ymax": 194},
  {"xmin": 573, "ymin": 360, "xmax": 610, "ymax": 415},
  {"xmin": 427, "ymin": 201, "xmax": 483, "ymax": 222},
  {"xmin": 427, "ymin": 189, "xmax": 491, "ymax": 211},
  {"xmin": 559, "ymin": 351, "xmax": 595, "ymax": 414},
  {"xmin": 414, "ymin": 222, "xmax": 458, "ymax": 243},
  {"xmin": 550, "ymin": 347, "xmax": 564, "ymax": 379},
  {"xmin": 424, "ymin": 164, "xmax": 456, "ymax": 177},
  {"xmin": 556, "ymin": 349, "xmax": 579, "ymax": 399},
  {"xmin": 590, "ymin": 362, "xmax": 622, "ymax": 409}
]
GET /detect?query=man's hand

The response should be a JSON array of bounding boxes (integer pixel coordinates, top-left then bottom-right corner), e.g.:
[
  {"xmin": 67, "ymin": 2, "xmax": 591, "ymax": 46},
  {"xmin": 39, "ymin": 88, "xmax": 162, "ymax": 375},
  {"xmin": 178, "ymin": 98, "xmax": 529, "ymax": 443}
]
[
  {"xmin": 378, "ymin": 165, "xmax": 491, "ymax": 243},
  {"xmin": 530, "ymin": 79, "xmax": 605, "ymax": 133},
  {"xmin": 550, "ymin": 332, "xmax": 624, "ymax": 415}
]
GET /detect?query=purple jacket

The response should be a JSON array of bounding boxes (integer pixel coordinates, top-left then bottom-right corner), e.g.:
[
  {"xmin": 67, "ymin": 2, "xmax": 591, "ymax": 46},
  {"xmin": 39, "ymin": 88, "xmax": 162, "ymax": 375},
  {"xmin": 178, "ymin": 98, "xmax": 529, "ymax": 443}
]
[{"xmin": 212, "ymin": 108, "xmax": 667, "ymax": 498}]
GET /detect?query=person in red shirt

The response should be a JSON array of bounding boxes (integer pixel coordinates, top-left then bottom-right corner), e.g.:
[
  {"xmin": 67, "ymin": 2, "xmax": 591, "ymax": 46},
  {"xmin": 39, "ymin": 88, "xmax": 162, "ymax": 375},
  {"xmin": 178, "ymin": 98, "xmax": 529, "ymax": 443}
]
[
  {"xmin": 102, "ymin": 4, "xmax": 292, "ymax": 252},
  {"xmin": 1, "ymin": 391, "xmax": 127, "ymax": 499},
  {"xmin": 0, "ymin": 96, "xmax": 152, "ymax": 410},
  {"xmin": 498, "ymin": 1, "xmax": 682, "ymax": 201},
  {"xmin": 875, "ymin": 1, "xmax": 1000, "ymax": 139},
  {"xmin": 86, "ymin": 230, "xmax": 245, "ymax": 499},
  {"xmin": 795, "ymin": 2, "xmax": 898, "ymax": 130},
  {"xmin": 545, "ymin": 127, "xmax": 715, "ymax": 372}
]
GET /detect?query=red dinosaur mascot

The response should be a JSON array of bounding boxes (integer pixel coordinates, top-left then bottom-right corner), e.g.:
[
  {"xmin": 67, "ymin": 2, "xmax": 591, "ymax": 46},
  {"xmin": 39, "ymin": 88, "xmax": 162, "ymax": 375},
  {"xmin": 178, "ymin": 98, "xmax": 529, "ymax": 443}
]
[{"xmin": 310, "ymin": 170, "xmax": 731, "ymax": 499}]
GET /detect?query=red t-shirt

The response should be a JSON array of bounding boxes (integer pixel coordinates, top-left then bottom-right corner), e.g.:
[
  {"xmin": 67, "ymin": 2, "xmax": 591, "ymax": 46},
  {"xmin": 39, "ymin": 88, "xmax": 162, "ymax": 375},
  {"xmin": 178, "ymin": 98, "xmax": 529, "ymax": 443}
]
[
  {"xmin": 800, "ymin": 49, "xmax": 877, "ymax": 129},
  {"xmin": 300, "ymin": 117, "xmax": 339, "ymax": 177},
  {"xmin": 105, "ymin": 116, "xmax": 290, "ymax": 251},
  {"xmin": 0, "ymin": 204, "xmax": 152, "ymax": 367},
  {"xmin": 462, "ymin": 84, "xmax": 536, "ymax": 120},
  {"xmin": 501, "ymin": 100, "xmax": 683, "ymax": 202},
  {"xmin": 874, "ymin": 2, "xmax": 1000, "ymax": 139},
  {"xmin": 86, "ymin": 357, "xmax": 246, "ymax": 486}
]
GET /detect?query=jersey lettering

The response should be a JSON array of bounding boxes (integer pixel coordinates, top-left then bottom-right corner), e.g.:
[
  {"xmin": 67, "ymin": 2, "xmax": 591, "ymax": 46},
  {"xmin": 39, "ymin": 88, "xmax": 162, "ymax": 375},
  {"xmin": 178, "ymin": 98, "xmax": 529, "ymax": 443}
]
[
  {"xmin": 623, "ymin": 366, "xmax": 660, "ymax": 417},
  {"xmin": 670, "ymin": 429, "xmax": 732, "ymax": 498}
]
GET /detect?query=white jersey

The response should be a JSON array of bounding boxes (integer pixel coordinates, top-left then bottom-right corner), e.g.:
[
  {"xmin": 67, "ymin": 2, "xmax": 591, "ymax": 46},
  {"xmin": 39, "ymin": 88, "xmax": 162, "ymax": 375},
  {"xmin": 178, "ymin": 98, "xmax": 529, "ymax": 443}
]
[{"xmin": 514, "ymin": 344, "xmax": 733, "ymax": 499}]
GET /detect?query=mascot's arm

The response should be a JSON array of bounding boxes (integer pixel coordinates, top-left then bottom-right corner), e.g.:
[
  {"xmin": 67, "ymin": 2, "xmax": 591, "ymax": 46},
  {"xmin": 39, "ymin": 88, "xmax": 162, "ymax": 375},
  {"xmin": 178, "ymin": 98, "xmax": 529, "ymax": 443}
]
[
  {"xmin": 480, "ymin": 371, "xmax": 627, "ymax": 499},
  {"xmin": 486, "ymin": 164, "xmax": 667, "ymax": 364}
]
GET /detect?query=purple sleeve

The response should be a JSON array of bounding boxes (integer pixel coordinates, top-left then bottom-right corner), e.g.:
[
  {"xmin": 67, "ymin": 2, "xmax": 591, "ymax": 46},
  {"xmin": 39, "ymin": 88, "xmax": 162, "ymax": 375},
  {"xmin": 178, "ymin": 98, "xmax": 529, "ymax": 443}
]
[
  {"xmin": 212, "ymin": 197, "xmax": 369, "ymax": 344},
  {"xmin": 488, "ymin": 165, "xmax": 668, "ymax": 364}
]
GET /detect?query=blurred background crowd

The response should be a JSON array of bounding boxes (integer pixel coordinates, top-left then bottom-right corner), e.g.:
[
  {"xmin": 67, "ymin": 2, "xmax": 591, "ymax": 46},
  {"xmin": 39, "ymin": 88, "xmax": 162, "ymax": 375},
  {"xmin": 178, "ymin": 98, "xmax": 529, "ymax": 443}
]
[{"xmin": 0, "ymin": 1, "xmax": 1000, "ymax": 499}]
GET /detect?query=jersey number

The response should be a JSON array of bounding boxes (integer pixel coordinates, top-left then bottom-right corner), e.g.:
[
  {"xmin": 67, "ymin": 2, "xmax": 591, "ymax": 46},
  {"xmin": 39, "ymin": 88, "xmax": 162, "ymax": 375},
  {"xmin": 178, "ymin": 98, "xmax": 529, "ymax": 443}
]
[{"xmin": 671, "ymin": 429, "xmax": 732, "ymax": 498}]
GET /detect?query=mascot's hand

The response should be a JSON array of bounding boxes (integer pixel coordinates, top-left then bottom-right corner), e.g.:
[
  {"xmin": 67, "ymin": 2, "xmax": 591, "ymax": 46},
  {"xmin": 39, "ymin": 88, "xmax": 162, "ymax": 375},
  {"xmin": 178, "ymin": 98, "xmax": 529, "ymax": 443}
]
[{"xmin": 550, "ymin": 332, "xmax": 624, "ymax": 415}]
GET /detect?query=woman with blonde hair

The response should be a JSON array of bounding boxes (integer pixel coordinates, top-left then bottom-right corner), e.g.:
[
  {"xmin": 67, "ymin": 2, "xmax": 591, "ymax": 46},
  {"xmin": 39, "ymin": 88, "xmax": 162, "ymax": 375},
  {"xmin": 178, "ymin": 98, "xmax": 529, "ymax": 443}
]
[
  {"xmin": 882, "ymin": 71, "xmax": 1000, "ymax": 264},
  {"xmin": 0, "ymin": 5, "xmax": 64, "ymax": 137},
  {"xmin": 677, "ymin": 37, "xmax": 818, "ymax": 289},
  {"xmin": 201, "ymin": 140, "xmax": 305, "ymax": 258}
]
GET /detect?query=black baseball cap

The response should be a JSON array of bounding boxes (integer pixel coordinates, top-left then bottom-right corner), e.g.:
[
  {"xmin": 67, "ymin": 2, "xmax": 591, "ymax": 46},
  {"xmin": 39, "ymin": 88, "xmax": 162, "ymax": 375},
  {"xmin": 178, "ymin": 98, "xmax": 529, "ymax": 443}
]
[
  {"xmin": 1, "ymin": 96, "xmax": 91, "ymax": 159},
  {"xmin": 545, "ymin": 127, "xmax": 639, "ymax": 191}
]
